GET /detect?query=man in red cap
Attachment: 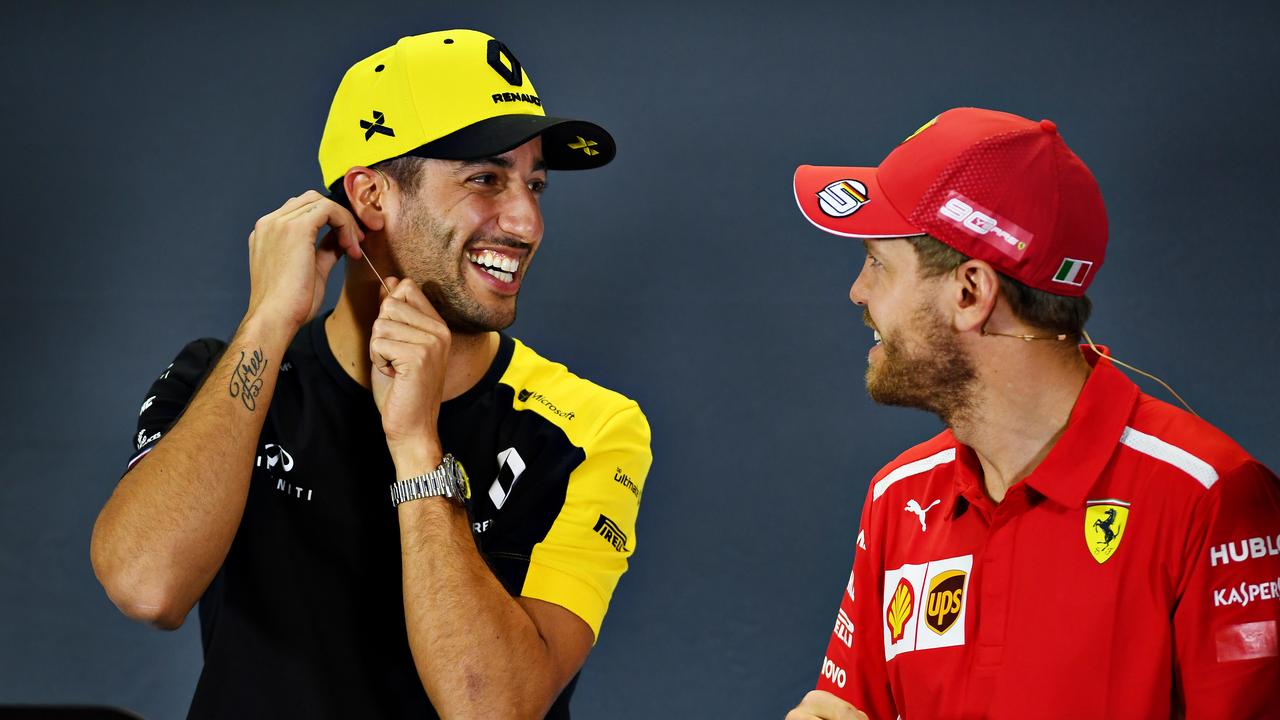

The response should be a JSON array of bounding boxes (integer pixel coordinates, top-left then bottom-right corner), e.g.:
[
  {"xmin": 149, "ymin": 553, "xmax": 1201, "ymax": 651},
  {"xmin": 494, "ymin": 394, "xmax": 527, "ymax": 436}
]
[{"xmin": 785, "ymin": 108, "xmax": 1280, "ymax": 719}]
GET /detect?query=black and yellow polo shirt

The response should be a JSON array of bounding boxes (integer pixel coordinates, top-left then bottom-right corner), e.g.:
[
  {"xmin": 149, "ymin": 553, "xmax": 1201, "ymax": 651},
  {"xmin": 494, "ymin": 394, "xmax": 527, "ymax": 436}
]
[{"xmin": 124, "ymin": 312, "xmax": 652, "ymax": 719}]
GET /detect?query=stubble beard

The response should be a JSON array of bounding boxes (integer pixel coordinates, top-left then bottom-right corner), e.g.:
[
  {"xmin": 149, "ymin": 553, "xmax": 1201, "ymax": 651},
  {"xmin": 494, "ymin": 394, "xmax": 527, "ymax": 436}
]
[
  {"xmin": 865, "ymin": 302, "xmax": 977, "ymax": 427},
  {"xmin": 393, "ymin": 205, "xmax": 519, "ymax": 336}
]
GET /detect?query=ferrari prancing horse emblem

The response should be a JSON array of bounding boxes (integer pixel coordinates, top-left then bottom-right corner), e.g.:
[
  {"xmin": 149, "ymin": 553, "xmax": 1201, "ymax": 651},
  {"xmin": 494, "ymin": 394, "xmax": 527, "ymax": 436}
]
[{"xmin": 1085, "ymin": 499, "xmax": 1130, "ymax": 564}]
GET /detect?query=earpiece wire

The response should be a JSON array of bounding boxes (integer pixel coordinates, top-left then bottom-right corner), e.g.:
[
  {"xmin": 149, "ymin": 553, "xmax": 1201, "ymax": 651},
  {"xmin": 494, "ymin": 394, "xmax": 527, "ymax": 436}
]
[{"xmin": 1081, "ymin": 329, "xmax": 1198, "ymax": 417}]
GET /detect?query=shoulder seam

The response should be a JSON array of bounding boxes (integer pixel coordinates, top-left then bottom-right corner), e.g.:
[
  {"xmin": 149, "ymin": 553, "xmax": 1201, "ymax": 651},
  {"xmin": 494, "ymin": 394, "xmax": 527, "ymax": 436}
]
[
  {"xmin": 592, "ymin": 401, "xmax": 643, "ymax": 440},
  {"xmin": 872, "ymin": 448, "xmax": 956, "ymax": 502},
  {"xmin": 1118, "ymin": 426, "xmax": 1220, "ymax": 489}
]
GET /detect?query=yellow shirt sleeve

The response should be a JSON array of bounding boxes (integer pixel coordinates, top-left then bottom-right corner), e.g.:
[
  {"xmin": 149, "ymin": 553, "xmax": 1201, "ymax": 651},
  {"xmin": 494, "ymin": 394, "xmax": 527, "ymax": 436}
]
[{"xmin": 520, "ymin": 403, "xmax": 652, "ymax": 640}]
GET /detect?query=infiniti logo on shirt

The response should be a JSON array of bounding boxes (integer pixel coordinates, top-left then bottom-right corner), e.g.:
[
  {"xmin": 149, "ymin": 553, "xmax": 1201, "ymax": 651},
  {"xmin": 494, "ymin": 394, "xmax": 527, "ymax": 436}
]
[{"xmin": 256, "ymin": 443, "xmax": 313, "ymax": 502}]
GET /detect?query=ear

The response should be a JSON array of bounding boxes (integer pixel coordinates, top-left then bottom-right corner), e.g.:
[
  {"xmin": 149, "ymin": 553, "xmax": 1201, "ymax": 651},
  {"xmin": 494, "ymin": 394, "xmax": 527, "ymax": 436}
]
[
  {"xmin": 947, "ymin": 259, "xmax": 1000, "ymax": 334},
  {"xmin": 342, "ymin": 167, "xmax": 387, "ymax": 232}
]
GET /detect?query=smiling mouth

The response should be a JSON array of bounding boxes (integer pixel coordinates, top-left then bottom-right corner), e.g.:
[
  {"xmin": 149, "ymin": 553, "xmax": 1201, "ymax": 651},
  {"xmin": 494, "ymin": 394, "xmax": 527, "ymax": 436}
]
[
  {"xmin": 874, "ymin": 330, "xmax": 882, "ymax": 343},
  {"xmin": 466, "ymin": 249, "xmax": 521, "ymax": 284}
]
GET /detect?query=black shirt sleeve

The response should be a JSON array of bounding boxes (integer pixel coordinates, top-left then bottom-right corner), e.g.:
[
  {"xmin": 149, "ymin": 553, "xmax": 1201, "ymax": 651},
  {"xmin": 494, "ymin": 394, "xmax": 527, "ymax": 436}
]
[{"xmin": 125, "ymin": 338, "xmax": 227, "ymax": 472}]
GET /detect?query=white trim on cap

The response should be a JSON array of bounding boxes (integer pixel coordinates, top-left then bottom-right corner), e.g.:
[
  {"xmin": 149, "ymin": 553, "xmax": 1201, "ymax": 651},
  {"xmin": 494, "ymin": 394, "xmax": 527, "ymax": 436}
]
[
  {"xmin": 791, "ymin": 177, "xmax": 920, "ymax": 240},
  {"xmin": 872, "ymin": 448, "xmax": 957, "ymax": 501},
  {"xmin": 1118, "ymin": 426, "xmax": 1219, "ymax": 489}
]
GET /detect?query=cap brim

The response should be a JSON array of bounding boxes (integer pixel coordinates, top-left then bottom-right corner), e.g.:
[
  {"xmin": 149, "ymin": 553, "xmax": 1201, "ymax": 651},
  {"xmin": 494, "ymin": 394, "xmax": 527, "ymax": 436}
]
[
  {"xmin": 793, "ymin": 165, "xmax": 921, "ymax": 239},
  {"xmin": 408, "ymin": 115, "xmax": 616, "ymax": 170}
]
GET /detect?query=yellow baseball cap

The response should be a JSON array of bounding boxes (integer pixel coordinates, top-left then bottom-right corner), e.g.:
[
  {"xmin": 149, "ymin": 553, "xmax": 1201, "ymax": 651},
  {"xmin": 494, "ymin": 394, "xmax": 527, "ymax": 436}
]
[{"xmin": 318, "ymin": 29, "xmax": 616, "ymax": 190}]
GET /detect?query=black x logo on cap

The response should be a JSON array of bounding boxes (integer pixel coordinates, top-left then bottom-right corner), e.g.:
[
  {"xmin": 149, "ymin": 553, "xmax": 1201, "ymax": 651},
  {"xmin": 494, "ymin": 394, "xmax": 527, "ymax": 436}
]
[{"xmin": 360, "ymin": 111, "xmax": 395, "ymax": 140}]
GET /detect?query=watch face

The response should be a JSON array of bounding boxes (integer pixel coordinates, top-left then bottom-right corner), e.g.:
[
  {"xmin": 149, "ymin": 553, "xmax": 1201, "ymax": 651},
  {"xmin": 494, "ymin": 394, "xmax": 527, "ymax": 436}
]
[{"xmin": 454, "ymin": 459, "xmax": 471, "ymax": 501}]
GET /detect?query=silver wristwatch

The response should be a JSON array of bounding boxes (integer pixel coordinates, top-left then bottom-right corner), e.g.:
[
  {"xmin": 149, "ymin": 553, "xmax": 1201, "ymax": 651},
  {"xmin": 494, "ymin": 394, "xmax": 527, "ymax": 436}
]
[{"xmin": 390, "ymin": 454, "xmax": 471, "ymax": 507}]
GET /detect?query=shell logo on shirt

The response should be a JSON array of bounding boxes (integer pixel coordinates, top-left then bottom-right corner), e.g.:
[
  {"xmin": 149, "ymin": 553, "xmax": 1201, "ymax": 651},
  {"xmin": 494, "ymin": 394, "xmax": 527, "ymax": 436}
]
[
  {"xmin": 886, "ymin": 579, "xmax": 914, "ymax": 643},
  {"xmin": 1085, "ymin": 499, "xmax": 1130, "ymax": 564},
  {"xmin": 883, "ymin": 555, "xmax": 973, "ymax": 660}
]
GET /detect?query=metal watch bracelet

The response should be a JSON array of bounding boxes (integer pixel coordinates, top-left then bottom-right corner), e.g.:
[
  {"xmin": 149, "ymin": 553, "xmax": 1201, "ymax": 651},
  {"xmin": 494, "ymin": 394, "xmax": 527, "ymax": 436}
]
[{"xmin": 389, "ymin": 454, "xmax": 467, "ymax": 507}]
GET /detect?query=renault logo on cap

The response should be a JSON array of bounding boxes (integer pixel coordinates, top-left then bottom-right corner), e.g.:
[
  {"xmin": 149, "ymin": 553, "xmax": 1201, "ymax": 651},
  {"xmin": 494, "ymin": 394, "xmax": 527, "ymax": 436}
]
[
  {"xmin": 817, "ymin": 179, "xmax": 869, "ymax": 217},
  {"xmin": 360, "ymin": 111, "xmax": 395, "ymax": 140}
]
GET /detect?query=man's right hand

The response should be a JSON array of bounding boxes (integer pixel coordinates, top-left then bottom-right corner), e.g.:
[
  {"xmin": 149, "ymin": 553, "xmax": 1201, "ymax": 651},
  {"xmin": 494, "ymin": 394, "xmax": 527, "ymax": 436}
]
[
  {"xmin": 245, "ymin": 190, "xmax": 365, "ymax": 333},
  {"xmin": 785, "ymin": 690, "xmax": 869, "ymax": 720}
]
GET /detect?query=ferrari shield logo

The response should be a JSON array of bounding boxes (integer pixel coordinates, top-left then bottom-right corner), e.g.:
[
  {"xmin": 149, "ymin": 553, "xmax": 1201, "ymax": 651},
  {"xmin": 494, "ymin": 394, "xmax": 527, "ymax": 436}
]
[{"xmin": 1085, "ymin": 499, "xmax": 1130, "ymax": 564}]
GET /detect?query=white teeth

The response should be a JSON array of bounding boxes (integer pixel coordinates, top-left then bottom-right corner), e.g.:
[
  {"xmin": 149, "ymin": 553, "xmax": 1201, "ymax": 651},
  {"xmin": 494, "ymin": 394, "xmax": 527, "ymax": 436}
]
[
  {"xmin": 480, "ymin": 266, "xmax": 514, "ymax": 283},
  {"xmin": 874, "ymin": 330, "xmax": 882, "ymax": 342},
  {"xmin": 467, "ymin": 250, "xmax": 520, "ymax": 274}
]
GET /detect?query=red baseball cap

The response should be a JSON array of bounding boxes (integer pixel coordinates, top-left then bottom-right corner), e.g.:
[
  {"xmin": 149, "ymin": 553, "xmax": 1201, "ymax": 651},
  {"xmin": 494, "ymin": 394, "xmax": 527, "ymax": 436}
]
[{"xmin": 793, "ymin": 107, "xmax": 1108, "ymax": 296}]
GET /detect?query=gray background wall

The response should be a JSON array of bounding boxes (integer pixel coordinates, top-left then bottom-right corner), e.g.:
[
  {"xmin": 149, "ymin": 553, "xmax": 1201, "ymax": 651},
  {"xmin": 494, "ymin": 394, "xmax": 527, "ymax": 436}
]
[{"xmin": 2, "ymin": 1, "xmax": 1277, "ymax": 718}]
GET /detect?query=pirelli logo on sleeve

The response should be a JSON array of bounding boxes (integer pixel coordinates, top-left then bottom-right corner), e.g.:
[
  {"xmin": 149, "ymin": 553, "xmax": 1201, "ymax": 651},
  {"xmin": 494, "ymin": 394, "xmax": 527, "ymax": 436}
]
[
  {"xmin": 883, "ymin": 555, "xmax": 973, "ymax": 660},
  {"xmin": 593, "ymin": 514, "xmax": 629, "ymax": 552},
  {"xmin": 834, "ymin": 608, "xmax": 855, "ymax": 648}
]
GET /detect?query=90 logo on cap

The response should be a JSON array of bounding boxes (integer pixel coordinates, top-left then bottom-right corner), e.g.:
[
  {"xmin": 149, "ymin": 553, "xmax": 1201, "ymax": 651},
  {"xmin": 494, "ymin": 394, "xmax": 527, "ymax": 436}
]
[{"xmin": 937, "ymin": 191, "xmax": 1032, "ymax": 259}]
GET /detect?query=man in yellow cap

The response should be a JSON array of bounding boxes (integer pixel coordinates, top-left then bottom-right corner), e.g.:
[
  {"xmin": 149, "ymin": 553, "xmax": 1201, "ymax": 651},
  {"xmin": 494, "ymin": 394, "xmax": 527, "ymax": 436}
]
[{"xmin": 91, "ymin": 30, "xmax": 651, "ymax": 719}]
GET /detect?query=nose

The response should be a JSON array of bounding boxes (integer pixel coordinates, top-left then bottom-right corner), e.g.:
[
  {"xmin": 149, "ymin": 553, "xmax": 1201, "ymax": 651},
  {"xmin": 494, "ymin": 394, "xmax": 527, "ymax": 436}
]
[
  {"xmin": 849, "ymin": 262, "xmax": 871, "ymax": 306},
  {"xmin": 497, "ymin": 185, "xmax": 543, "ymax": 244}
]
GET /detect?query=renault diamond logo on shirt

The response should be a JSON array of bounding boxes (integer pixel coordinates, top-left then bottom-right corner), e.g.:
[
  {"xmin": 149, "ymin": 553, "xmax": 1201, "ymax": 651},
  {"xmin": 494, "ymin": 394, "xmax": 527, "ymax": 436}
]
[
  {"xmin": 568, "ymin": 136, "xmax": 599, "ymax": 156},
  {"xmin": 488, "ymin": 447, "xmax": 526, "ymax": 510},
  {"xmin": 1085, "ymin": 499, "xmax": 1130, "ymax": 564},
  {"xmin": 817, "ymin": 179, "xmax": 870, "ymax": 217},
  {"xmin": 360, "ymin": 110, "xmax": 395, "ymax": 140}
]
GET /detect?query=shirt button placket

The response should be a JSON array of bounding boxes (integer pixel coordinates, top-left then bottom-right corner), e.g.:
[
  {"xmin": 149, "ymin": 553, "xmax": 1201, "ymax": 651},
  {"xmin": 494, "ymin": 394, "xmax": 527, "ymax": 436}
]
[{"xmin": 974, "ymin": 494, "xmax": 1022, "ymax": 669}]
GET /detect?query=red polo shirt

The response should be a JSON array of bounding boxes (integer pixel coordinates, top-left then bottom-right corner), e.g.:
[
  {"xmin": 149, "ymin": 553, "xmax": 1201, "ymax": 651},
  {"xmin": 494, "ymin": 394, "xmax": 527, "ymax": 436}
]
[{"xmin": 815, "ymin": 349, "xmax": 1280, "ymax": 718}]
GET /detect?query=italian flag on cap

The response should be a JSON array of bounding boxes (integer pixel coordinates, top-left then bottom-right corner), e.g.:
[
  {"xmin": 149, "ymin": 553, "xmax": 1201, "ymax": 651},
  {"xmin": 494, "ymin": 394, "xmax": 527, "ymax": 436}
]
[{"xmin": 1053, "ymin": 258, "xmax": 1094, "ymax": 287}]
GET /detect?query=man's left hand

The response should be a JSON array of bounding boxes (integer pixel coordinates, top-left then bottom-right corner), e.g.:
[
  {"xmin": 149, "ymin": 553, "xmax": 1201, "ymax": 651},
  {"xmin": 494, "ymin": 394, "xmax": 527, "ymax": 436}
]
[{"xmin": 369, "ymin": 277, "xmax": 450, "ymax": 469}]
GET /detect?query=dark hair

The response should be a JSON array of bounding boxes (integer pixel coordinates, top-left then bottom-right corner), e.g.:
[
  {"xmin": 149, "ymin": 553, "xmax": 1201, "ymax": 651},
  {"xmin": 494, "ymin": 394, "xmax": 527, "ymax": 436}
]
[
  {"xmin": 327, "ymin": 155, "xmax": 429, "ymax": 209},
  {"xmin": 906, "ymin": 234, "xmax": 1092, "ymax": 342}
]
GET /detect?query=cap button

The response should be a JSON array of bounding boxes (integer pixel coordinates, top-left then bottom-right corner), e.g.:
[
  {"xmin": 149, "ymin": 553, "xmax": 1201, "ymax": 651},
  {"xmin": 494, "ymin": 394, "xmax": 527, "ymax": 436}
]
[{"xmin": 1040, "ymin": 119, "xmax": 1058, "ymax": 134}]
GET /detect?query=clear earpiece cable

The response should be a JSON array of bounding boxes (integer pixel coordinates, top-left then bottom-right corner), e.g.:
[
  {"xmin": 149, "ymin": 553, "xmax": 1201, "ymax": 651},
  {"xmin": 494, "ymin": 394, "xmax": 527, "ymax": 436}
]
[{"xmin": 1082, "ymin": 329, "xmax": 1198, "ymax": 417}]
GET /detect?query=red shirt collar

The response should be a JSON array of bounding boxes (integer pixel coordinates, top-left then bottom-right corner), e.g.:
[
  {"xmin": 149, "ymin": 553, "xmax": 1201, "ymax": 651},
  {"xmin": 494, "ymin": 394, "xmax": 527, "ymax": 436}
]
[{"xmin": 949, "ymin": 346, "xmax": 1140, "ymax": 512}]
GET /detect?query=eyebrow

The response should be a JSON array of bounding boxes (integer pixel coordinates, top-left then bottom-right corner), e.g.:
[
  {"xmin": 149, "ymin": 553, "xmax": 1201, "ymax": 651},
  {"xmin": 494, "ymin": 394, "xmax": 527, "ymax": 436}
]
[{"xmin": 458, "ymin": 156, "xmax": 548, "ymax": 172}]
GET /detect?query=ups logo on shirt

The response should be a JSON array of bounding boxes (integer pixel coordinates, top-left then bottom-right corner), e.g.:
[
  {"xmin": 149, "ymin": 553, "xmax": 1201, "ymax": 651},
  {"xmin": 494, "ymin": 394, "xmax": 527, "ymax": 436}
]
[
  {"xmin": 883, "ymin": 555, "xmax": 972, "ymax": 660},
  {"xmin": 925, "ymin": 570, "xmax": 966, "ymax": 634}
]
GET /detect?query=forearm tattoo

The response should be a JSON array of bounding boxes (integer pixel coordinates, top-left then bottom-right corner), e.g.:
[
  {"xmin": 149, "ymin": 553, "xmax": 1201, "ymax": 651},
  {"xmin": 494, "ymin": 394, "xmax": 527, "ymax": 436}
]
[{"xmin": 229, "ymin": 348, "xmax": 268, "ymax": 411}]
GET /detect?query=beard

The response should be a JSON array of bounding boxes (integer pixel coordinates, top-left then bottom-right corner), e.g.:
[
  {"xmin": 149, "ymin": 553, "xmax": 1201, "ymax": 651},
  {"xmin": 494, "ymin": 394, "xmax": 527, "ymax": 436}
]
[
  {"xmin": 391, "ymin": 204, "xmax": 520, "ymax": 336},
  {"xmin": 864, "ymin": 303, "xmax": 976, "ymax": 426}
]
